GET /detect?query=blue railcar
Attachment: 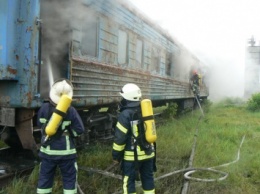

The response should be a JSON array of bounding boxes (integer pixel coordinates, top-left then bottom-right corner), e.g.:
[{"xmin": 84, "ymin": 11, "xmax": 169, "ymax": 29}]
[{"xmin": 0, "ymin": 0, "xmax": 208, "ymax": 151}]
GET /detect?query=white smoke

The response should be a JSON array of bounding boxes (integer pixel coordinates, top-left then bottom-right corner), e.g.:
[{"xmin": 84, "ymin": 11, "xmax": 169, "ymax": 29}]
[
  {"xmin": 40, "ymin": 0, "xmax": 101, "ymax": 97},
  {"xmin": 129, "ymin": 0, "xmax": 260, "ymax": 101}
]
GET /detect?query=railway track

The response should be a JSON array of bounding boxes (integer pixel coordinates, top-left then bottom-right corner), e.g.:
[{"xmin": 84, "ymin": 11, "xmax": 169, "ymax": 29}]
[{"xmin": 0, "ymin": 147, "xmax": 38, "ymax": 188}]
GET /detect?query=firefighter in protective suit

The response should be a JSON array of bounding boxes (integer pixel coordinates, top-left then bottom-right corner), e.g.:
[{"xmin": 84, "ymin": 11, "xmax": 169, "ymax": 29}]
[
  {"xmin": 112, "ymin": 83, "xmax": 156, "ymax": 194},
  {"xmin": 37, "ymin": 79, "xmax": 85, "ymax": 194},
  {"xmin": 190, "ymin": 70, "xmax": 200, "ymax": 99}
]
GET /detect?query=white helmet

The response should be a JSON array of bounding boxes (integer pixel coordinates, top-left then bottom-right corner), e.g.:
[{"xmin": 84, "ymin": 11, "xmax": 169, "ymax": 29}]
[
  {"xmin": 49, "ymin": 79, "xmax": 73, "ymax": 104},
  {"xmin": 120, "ymin": 83, "xmax": 142, "ymax": 101}
]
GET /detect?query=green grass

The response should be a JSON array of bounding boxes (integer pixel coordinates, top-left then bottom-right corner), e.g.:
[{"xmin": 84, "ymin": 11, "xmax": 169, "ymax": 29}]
[
  {"xmin": 2, "ymin": 99, "xmax": 260, "ymax": 193},
  {"xmin": 0, "ymin": 140, "xmax": 7, "ymax": 148}
]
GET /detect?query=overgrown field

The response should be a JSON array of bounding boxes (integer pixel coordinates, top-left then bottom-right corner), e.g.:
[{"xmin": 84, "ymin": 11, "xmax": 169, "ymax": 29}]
[{"xmin": 2, "ymin": 98, "xmax": 260, "ymax": 194}]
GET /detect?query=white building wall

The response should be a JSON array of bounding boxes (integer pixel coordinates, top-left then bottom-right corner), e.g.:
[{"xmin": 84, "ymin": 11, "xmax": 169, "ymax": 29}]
[{"xmin": 244, "ymin": 45, "xmax": 260, "ymax": 98}]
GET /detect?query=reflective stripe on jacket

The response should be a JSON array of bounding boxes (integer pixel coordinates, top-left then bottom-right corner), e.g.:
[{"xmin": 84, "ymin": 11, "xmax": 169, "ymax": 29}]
[
  {"xmin": 112, "ymin": 101, "xmax": 155, "ymax": 162},
  {"xmin": 37, "ymin": 102, "xmax": 85, "ymax": 160}
]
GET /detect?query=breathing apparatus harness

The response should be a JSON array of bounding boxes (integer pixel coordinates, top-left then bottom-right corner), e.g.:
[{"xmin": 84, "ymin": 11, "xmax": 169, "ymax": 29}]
[
  {"xmin": 41, "ymin": 102, "xmax": 73, "ymax": 148},
  {"xmin": 130, "ymin": 109, "xmax": 154, "ymax": 155},
  {"xmin": 41, "ymin": 79, "xmax": 74, "ymax": 147},
  {"xmin": 129, "ymin": 100, "xmax": 158, "ymax": 177}
]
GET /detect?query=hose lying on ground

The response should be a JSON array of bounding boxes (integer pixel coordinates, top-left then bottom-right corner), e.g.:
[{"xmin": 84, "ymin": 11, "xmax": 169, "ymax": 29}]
[
  {"xmin": 183, "ymin": 135, "xmax": 245, "ymax": 182},
  {"xmin": 154, "ymin": 135, "xmax": 245, "ymax": 182}
]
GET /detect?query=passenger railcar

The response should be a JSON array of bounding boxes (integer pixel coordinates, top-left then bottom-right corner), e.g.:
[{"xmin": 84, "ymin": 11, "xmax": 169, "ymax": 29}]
[{"xmin": 0, "ymin": 0, "xmax": 208, "ymax": 151}]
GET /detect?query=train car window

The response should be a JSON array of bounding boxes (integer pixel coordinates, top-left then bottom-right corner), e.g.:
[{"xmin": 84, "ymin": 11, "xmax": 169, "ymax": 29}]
[
  {"xmin": 136, "ymin": 39, "xmax": 143, "ymax": 67},
  {"xmin": 81, "ymin": 19, "xmax": 97, "ymax": 57},
  {"xmin": 166, "ymin": 52, "xmax": 172, "ymax": 76},
  {"xmin": 118, "ymin": 30, "xmax": 128, "ymax": 65},
  {"xmin": 151, "ymin": 47, "xmax": 160, "ymax": 74},
  {"xmin": 160, "ymin": 53, "xmax": 166, "ymax": 76},
  {"xmin": 143, "ymin": 42, "xmax": 151, "ymax": 70}
]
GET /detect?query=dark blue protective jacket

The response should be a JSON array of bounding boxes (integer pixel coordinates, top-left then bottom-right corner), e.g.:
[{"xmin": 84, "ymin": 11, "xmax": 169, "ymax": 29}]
[
  {"xmin": 112, "ymin": 100, "xmax": 155, "ymax": 162},
  {"xmin": 37, "ymin": 102, "xmax": 85, "ymax": 160}
]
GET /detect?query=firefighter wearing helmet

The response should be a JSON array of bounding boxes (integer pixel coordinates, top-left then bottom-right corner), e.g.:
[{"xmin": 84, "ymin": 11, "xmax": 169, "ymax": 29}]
[
  {"xmin": 112, "ymin": 83, "xmax": 156, "ymax": 194},
  {"xmin": 37, "ymin": 79, "xmax": 85, "ymax": 194}
]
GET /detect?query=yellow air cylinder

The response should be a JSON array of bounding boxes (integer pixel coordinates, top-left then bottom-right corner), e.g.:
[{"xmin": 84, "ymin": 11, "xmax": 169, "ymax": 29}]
[
  {"xmin": 141, "ymin": 99, "xmax": 157, "ymax": 143},
  {"xmin": 45, "ymin": 94, "xmax": 72, "ymax": 140}
]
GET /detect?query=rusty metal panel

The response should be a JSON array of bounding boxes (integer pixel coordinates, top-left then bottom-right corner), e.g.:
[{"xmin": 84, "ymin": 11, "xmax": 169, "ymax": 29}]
[
  {"xmin": 69, "ymin": 0, "xmax": 209, "ymax": 109},
  {"xmin": 0, "ymin": 0, "xmax": 18, "ymax": 80},
  {"xmin": 16, "ymin": 109, "xmax": 37, "ymax": 150},
  {"xmin": 0, "ymin": 0, "xmax": 40, "ymax": 108},
  {"xmin": 0, "ymin": 108, "xmax": 15, "ymax": 127},
  {"xmin": 70, "ymin": 57, "xmax": 207, "ymax": 108}
]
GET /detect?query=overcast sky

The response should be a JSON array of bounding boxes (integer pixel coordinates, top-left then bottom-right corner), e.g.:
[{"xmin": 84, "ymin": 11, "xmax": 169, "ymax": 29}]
[{"xmin": 129, "ymin": 0, "xmax": 260, "ymax": 101}]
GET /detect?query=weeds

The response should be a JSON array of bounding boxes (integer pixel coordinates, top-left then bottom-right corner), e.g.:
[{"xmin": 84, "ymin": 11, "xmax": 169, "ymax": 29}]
[
  {"xmin": 162, "ymin": 102, "xmax": 178, "ymax": 118},
  {"xmin": 247, "ymin": 93, "xmax": 260, "ymax": 112},
  {"xmin": 2, "ymin": 97, "xmax": 260, "ymax": 193}
]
